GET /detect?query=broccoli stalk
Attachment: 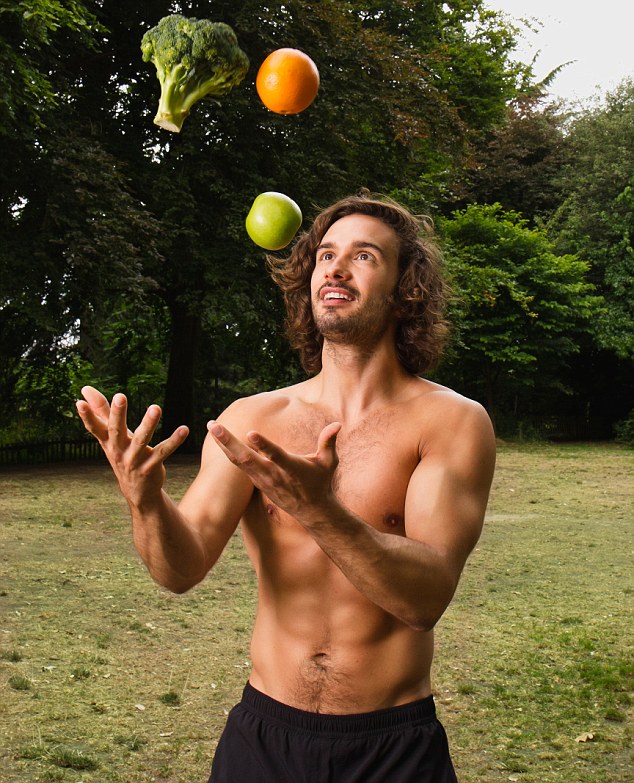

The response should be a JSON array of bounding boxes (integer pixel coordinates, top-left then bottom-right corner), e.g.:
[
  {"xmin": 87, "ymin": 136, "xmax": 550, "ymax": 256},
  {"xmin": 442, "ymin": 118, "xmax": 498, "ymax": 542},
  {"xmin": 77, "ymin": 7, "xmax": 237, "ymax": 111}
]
[{"xmin": 141, "ymin": 14, "xmax": 249, "ymax": 133}]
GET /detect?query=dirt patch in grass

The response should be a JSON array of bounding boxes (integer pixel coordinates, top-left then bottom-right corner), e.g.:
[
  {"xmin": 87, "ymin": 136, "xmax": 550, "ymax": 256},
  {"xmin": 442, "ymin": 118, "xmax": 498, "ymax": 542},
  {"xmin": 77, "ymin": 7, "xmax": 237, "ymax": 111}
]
[{"xmin": 1, "ymin": 445, "xmax": 632, "ymax": 782}]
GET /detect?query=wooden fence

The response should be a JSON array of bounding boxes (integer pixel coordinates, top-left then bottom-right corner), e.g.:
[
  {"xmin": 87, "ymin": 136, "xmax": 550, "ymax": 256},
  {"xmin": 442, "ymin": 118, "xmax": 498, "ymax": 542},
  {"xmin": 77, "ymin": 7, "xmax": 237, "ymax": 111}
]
[{"xmin": 0, "ymin": 438, "xmax": 105, "ymax": 467}]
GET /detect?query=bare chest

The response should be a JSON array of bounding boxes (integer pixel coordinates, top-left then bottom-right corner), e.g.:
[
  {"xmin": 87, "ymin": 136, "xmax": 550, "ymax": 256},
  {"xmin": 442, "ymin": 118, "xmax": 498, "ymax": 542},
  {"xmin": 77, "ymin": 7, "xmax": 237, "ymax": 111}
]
[{"xmin": 253, "ymin": 408, "xmax": 421, "ymax": 533}]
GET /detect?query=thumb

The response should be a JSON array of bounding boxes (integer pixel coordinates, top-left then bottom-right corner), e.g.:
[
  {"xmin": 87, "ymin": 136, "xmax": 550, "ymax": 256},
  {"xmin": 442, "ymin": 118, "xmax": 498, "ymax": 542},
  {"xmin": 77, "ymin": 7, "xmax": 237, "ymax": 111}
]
[{"xmin": 317, "ymin": 422, "xmax": 342, "ymax": 467}]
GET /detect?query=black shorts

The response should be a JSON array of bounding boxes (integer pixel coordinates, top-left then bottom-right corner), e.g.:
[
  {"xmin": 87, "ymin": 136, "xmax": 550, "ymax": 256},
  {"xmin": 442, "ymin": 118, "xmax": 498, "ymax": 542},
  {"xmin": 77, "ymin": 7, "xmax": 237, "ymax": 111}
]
[{"xmin": 208, "ymin": 682, "xmax": 458, "ymax": 782}]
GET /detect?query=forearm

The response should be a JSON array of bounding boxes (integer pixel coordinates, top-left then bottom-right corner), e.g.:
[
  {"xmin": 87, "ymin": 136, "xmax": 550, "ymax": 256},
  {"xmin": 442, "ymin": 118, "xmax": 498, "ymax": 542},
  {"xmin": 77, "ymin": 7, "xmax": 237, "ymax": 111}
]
[
  {"xmin": 127, "ymin": 490, "xmax": 210, "ymax": 593},
  {"xmin": 299, "ymin": 498, "xmax": 458, "ymax": 631}
]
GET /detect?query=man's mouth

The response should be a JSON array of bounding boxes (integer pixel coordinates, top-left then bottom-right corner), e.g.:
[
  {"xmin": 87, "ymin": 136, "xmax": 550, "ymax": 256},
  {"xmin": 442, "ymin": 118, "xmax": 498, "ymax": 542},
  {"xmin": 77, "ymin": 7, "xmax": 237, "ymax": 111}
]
[{"xmin": 320, "ymin": 286, "xmax": 356, "ymax": 303}]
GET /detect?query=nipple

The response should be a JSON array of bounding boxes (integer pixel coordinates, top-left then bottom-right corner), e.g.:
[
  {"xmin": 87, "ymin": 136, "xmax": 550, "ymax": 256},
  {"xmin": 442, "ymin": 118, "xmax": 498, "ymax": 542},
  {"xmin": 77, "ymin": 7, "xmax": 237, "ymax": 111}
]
[{"xmin": 384, "ymin": 513, "xmax": 403, "ymax": 529}]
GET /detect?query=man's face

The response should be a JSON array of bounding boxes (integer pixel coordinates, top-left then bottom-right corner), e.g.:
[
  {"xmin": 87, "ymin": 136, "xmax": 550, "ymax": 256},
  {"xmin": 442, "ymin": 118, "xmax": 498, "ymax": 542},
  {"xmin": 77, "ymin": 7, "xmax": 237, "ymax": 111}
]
[{"xmin": 310, "ymin": 213, "xmax": 401, "ymax": 347}]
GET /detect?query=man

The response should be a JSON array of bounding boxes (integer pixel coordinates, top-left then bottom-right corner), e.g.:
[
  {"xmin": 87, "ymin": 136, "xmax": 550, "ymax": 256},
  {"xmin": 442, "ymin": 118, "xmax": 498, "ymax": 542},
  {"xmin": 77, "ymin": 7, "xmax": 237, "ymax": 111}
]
[{"xmin": 77, "ymin": 193, "xmax": 496, "ymax": 782}]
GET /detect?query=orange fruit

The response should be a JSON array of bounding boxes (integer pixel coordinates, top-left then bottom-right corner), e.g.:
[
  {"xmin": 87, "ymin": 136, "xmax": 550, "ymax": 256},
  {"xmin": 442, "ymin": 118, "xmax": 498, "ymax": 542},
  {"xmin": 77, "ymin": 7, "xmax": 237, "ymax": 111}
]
[{"xmin": 256, "ymin": 48, "xmax": 320, "ymax": 114}]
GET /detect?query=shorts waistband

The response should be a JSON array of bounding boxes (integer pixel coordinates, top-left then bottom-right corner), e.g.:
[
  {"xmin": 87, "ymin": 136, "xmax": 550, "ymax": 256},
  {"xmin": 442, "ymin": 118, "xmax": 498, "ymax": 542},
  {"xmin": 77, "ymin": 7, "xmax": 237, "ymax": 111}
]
[{"xmin": 240, "ymin": 682, "xmax": 437, "ymax": 736}]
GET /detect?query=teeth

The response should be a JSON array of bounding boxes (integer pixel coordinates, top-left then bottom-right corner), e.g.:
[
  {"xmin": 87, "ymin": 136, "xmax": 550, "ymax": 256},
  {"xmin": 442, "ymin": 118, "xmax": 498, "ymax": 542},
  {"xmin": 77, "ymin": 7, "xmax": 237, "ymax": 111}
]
[{"xmin": 324, "ymin": 292, "xmax": 352, "ymax": 301}]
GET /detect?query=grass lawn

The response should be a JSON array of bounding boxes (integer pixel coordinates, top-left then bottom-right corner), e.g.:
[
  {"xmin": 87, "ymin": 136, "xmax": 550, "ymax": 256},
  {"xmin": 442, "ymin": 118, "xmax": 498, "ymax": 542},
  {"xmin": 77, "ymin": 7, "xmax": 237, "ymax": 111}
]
[{"xmin": 1, "ymin": 442, "xmax": 632, "ymax": 782}]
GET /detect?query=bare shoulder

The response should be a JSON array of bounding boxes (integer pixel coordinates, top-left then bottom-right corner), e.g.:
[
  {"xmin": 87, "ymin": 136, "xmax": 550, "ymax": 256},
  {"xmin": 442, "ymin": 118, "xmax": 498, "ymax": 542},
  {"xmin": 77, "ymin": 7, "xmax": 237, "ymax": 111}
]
[
  {"xmin": 216, "ymin": 381, "xmax": 310, "ymax": 434},
  {"xmin": 412, "ymin": 379, "xmax": 496, "ymax": 459}
]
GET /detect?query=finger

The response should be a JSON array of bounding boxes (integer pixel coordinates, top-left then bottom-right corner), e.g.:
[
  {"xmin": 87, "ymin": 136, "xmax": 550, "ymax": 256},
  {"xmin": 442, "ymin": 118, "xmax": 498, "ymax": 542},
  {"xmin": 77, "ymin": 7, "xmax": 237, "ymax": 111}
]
[
  {"xmin": 246, "ymin": 430, "xmax": 290, "ymax": 466},
  {"xmin": 81, "ymin": 386, "xmax": 111, "ymax": 420},
  {"xmin": 76, "ymin": 399, "xmax": 108, "ymax": 441},
  {"xmin": 208, "ymin": 421, "xmax": 262, "ymax": 470},
  {"xmin": 316, "ymin": 422, "xmax": 342, "ymax": 467},
  {"xmin": 130, "ymin": 404, "xmax": 163, "ymax": 454},
  {"xmin": 145, "ymin": 425, "xmax": 190, "ymax": 467},
  {"xmin": 76, "ymin": 386, "xmax": 112, "ymax": 440},
  {"xmin": 108, "ymin": 393, "xmax": 131, "ymax": 449}
]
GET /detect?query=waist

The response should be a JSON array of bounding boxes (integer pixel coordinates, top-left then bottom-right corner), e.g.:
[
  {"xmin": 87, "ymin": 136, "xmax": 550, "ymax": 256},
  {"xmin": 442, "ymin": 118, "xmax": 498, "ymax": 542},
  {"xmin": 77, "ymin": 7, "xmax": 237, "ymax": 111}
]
[
  {"xmin": 249, "ymin": 612, "xmax": 434, "ymax": 713},
  {"xmin": 240, "ymin": 681, "xmax": 438, "ymax": 736}
]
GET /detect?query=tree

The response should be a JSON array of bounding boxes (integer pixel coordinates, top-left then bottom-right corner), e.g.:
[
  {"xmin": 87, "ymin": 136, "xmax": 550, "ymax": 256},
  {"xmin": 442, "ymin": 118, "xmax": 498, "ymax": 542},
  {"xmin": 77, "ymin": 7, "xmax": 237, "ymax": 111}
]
[
  {"xmin": 2, "ymin": 0, "xmax": 534, "ymax": 443},
  {"xmin": 0, "ymin": 0, "xmax": 131, "ymax": 431},
  {"xmin": 551, "ymin": 79, "xmax": 634, "ymax": 360},
  {"xmin": 77, "ymin": 0, "xmax": 535, "ymax": 437},
  {"xmin": 438, "ymin": 203, "xmax": 600, "ymax": 430},
  {"xmin": 462, "ymin": 94, "xmax": 571, "ymax": 222},
  {"xmin": 0, "ymin": 0, "xmax": 103, "ymax": 134},
  {"xmin": 0, "ymin": 130, "xmax": 165, "ymax": 432},
  {"xmin": 546, "ymin": 79, "xmax": 634, "ymax": 435}
]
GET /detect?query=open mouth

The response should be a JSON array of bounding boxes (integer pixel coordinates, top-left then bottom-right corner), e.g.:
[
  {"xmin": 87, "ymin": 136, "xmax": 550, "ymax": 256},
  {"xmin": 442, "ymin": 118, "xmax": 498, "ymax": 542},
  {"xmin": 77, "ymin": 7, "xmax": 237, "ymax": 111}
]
[{"xmin": 319, "ymin": 286, "xmax": 356, "ymax": 303}]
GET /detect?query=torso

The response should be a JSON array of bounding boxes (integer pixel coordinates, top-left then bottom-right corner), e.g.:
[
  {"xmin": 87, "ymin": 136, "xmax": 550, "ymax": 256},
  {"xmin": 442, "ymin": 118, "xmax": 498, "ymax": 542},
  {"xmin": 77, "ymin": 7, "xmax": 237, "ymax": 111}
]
[{"xmin": 237, "ymin": 377, "xmax": 443, "ymax": 714}]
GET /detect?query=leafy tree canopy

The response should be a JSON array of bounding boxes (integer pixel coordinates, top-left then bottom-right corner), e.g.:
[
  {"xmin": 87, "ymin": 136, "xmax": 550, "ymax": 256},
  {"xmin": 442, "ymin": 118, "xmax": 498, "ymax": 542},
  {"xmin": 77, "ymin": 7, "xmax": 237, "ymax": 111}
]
[
  {"xmin": 550, "ymin": 79, "xmax": 634, "ymax": 360},
  {"xmin": 439, "ymin": 203, "xmax": 601, "ymax": 422},
  {"xmin": 2, "ymin": 0, "xmax": 536, "ymax": 440},
  {"xmin": 0, "ymin": 0, "xmax": 104, "ymax": 135},
  {"xmin": 462, "ymin": 94, "xmax": 572, "ymax": 222}
]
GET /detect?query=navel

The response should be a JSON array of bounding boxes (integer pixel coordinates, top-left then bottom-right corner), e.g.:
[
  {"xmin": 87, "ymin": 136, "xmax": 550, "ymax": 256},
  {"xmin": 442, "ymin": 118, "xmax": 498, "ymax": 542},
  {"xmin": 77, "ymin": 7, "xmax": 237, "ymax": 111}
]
[{"xmin": 310, "ymin": 651, "xmax": 330, "ymax": 671}]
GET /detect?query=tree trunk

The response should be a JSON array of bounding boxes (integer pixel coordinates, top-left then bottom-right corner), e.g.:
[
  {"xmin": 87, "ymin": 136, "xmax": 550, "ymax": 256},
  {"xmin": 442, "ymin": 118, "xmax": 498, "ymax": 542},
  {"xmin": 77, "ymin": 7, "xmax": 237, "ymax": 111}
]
[{"xmin": 160, "ymin": 300, "xmax": 201, "ymax": 449}]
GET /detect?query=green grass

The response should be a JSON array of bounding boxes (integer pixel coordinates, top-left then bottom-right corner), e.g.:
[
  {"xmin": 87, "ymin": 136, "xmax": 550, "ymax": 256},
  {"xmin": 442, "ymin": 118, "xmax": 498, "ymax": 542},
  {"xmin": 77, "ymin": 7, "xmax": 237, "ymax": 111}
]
[
  {"xmin": 8, "ymin": 674, "xmax": 33, "ymax": 691},
  {"xmin": 0, "ymin": 443, "xmax": 632, "ymax": 782},
  {"xmin": 1, "ymin": 649, "xmax": 24, "ymax": 662},
  {"xmin": 20, "ymin": 743, "xmax": 100, "ymax": 771},
  {"xmin": 159, "ymin": 690, "xmax": 182, "ymax": 706}
]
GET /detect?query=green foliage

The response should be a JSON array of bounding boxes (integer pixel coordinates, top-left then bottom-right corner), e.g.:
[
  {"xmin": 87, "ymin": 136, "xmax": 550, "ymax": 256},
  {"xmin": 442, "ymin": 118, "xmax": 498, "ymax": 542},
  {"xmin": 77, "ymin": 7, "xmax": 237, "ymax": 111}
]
[
  {"xmin": 0, "ymin": 0, "xmax": 104, "ymax": 134},
  {"xmin": 141, "ymin": 14, "xmax": 249, "ymax": 132},
  {"xmin": 429, "ymin": 0, "xmax": 530, "ymax": 133},
  {"xmin": 0, "ymin": 348, "xmax": 96, "ymax": 446},
  {"xmin": 463, "ymin": 95, "xmax": 572, "ymax": 222},
  {"xmin": 439, "ymin": 203, "xmax": 601, "ymax": 420},
  {"xmin": 0, "ymin": 0, "xmax": 544, "ymax": 442},
  {"xmin": 1, "ymin": 127, "xmax": 164, "ymax": 434},
  {"xmin": 614, "ymin": 410, "xmax": 634, "ymax": 447},
  {"xmin": 550, "ymin": 79, "xmax": 634, "ymax": 359},
  {"xmin": 89, "ymin": 298, "xmax": 170, "ymax": 423}
]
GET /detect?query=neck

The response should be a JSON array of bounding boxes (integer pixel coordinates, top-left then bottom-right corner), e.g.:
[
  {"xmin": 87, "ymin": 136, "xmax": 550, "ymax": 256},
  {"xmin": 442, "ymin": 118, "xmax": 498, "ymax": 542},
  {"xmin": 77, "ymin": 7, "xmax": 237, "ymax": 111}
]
[{"xmin": 309, "ymin": 338, "xmax": 414, "ymax": 423}]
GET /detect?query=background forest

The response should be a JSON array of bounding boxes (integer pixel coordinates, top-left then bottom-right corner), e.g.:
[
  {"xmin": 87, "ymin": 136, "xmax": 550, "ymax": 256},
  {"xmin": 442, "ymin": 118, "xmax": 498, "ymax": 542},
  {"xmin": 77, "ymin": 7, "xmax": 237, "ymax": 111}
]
[{"xmin": 2, "ymin": 0, "xmax": 633, "ymax": 451}]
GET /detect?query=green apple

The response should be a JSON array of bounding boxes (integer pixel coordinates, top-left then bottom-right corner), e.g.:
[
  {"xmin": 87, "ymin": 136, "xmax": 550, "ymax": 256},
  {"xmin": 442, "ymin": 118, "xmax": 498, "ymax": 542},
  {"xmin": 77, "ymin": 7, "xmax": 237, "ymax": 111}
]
[{"xmin": 245, "ymin": 191, "xmax": 302, "ymax": 251}]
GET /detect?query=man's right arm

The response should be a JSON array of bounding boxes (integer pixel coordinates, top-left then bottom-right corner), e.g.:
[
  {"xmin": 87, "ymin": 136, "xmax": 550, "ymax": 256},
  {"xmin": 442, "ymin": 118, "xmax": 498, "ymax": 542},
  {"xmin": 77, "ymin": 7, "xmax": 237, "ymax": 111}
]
[{"xmin": 77, "ymin": 387, "xmax": 254, "ymax": 593}]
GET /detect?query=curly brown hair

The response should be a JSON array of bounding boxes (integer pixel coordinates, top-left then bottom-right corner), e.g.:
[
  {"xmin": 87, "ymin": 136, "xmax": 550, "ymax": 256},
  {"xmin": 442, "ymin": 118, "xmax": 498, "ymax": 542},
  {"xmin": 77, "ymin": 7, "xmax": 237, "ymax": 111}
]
[{"xmin": 266, "ymin": 192, "xmax": 450, "ymax": 376}]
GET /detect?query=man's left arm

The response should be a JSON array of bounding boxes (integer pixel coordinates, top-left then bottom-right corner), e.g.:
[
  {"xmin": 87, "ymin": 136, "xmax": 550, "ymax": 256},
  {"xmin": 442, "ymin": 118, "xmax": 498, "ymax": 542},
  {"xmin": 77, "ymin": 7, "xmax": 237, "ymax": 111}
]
[{"xmin": 209, "ymin": 401, "xmax": 496, "ymax": 631}]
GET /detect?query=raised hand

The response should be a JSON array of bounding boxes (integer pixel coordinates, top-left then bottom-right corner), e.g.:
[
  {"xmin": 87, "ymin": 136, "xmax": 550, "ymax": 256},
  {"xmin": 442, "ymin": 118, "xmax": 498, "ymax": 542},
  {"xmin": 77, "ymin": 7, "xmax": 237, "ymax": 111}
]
[
  {"xmin": 208, "ymin": 420, "xmax": 342, "ymax": 521},
  {"xmin": 76, "ymin": 386, "xmax": 189, "ymax": 508}
]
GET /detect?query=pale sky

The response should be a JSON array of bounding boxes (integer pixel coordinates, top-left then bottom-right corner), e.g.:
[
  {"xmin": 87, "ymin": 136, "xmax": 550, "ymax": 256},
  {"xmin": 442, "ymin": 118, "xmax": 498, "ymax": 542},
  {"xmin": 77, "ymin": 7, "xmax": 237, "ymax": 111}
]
[{"xmin": 486, "ymin": 0, "xmax": 633, "ymax": 105}]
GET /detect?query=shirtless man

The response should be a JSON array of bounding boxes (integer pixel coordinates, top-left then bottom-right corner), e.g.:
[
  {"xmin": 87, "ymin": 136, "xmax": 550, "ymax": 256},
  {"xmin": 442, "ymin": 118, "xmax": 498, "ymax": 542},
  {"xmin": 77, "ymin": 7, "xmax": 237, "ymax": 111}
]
[{"xmin": 77, "ymin": 194, "xmax": 496, "ymax": 782}]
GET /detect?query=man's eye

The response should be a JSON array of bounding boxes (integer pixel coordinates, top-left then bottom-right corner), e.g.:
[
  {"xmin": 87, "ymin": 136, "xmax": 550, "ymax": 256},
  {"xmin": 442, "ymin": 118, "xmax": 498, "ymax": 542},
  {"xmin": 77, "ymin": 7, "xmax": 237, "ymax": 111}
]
[{"xmin": 319, "ymin": 252, "xmax": 334, "ymax": 262}]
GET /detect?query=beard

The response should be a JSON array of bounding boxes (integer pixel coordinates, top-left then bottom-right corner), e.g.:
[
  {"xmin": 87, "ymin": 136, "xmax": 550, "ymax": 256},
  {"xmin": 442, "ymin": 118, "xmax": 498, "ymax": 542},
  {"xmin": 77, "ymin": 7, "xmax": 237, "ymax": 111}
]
[{"xmin": 313, "ymin": 287, "xmax": 397, "ymax": 350}]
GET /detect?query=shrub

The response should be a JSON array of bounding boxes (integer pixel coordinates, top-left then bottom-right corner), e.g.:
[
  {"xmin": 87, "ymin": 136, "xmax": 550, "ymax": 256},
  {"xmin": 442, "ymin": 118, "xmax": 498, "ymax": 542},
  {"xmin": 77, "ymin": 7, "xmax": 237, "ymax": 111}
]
[{"xmin": 614, "ymin": 410, "xmax": 634, "ymax": 447}]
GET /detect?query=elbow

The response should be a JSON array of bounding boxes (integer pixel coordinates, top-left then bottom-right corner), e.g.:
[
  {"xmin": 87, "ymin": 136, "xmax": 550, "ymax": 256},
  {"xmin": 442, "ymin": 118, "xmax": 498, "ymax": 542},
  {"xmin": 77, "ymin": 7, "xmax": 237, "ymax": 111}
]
[
  {"xmin": 397, "ymin": 604, "xmax": 442, "ymax": 633},
  {"xmin": 407, "ymin": 614, "xmax": 441, "ymax": 634},
  {"xmin": 140, "ymin": 550, "xmax": 211, "ymax": 594},
  {"xmin": 151, "ymin": 569, "xmax": 203, "ymax": 595},
  {"xmin": 167, "ymin": 580, "xmax": 195, "ymax": 595},
  {"xmin": 405, "ymin": 581, "xmax": 458, "ymax": 632}
]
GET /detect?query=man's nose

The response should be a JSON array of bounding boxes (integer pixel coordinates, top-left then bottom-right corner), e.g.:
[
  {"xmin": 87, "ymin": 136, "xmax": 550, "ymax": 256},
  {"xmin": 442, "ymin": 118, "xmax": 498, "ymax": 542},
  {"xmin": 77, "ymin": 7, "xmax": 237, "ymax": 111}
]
[{"xmin": 324, "ymin": 257, "xmax": 351, "ymax": 280}]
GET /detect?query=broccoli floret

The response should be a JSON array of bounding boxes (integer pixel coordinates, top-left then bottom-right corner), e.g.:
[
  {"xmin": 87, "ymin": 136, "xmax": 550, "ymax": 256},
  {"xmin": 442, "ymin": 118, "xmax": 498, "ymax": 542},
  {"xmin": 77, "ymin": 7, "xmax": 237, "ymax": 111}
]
[{"xmin": 141, "ymin": 14, "xmax": 249, "ymax": 133}]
